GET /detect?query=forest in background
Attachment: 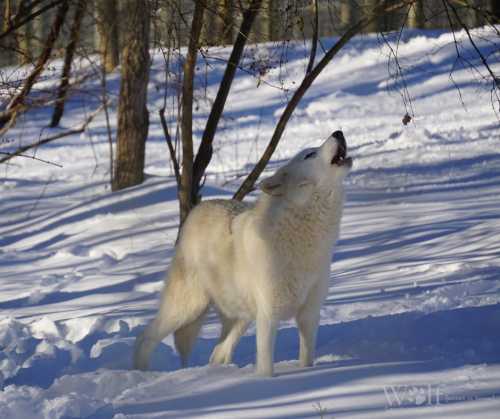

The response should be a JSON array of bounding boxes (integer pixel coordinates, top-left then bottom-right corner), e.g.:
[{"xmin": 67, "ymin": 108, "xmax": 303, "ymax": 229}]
[
  {"xmin": 1, "ymin": 0, "xmax": 499, "ymax": 224},
  {"xmin": 2, "ymin": 0, "xmax": 499, "ymax": 67}
]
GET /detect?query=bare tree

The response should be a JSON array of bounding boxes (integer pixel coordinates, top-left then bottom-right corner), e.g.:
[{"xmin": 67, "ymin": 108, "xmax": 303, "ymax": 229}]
[
  {"xmin": 112, "ymin": 0, "xmax": 150, "ymax": 191},
  {"xmin": 190, "ymin": 0, "xmax": 263, "ymax": 217}
]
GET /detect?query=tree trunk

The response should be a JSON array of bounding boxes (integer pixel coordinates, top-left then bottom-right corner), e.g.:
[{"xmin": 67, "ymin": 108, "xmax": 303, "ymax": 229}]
[
  {"xmin": 218, "ymin": 0, "xmax": 234, "ymax": 45},
  {"xmin": 364, "ymin": 0, "xmax": 378, "ymax": 33},
  {"xmin": 17, "ymin": 13, "xmax": 33, "ymax": 63},
  {"xmin": 490, "ymin": 0, "xmax": 500, "ymax": 23},
  {"xmin": 50, "ymin": 0, "xmax": 86, "ymax": 127},
  {"xmin": 1, "ymin": 0, "xmax": 17, "ymax": 65},
  {"xmin": 259, "ymin": 0, "xmax": 271, "ymax": 42},
  {"xmin": 340, "ymin": 0, "xmax": 353, "ymax": 28},
  {"xmin": 112, "ymin": 0, "xmax": 150, "ymax": 191},
  {"xmin": 14, "ymin": 0, "xmax": 33, "ymax": 64},
  {"xmin": 408, "ymin": 0, "xmax": 425, "ymax": 29},
  {"xmin": 95, "ymin": 0, "xmax": 119, "ymax": 72},
  {"xmin": 179, "ymin": 1, "xmax": 205, "ymax": 225}
]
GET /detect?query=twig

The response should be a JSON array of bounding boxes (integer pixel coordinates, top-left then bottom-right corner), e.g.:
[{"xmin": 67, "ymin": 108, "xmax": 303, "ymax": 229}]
[
  {"xmin": 447, "ymin": 0, "xmax": 499, "ymax": 89},
  {"xmin": 27, "ymin": 174, "xmax": 53, "ymax": 219},
  {"xmin": 0, "ymin": 151, "xmax": 62, "ymax": 167},
  {"xmin": 0, "ymin": 0, "xmax": 70, "ymax": 133},
  {"xmin": 198, "ymin": 50, "xmax": 287, "ymax": 91},
  {"xmin": 379, "ymin": 7, "xmax": 415, "ymax": 118},
  {"xmin": 0, "ymin": 0, "xmax": 66, "ymax": 41},
  {"xmin": 0, "ymin": 105, "xmax": 103, "ymax": 164},
  {"xmin": 159, "ymin": 107, "xmax": 181, "ymax": 186},
  {"xmin": 448, "ymin": 0, "xmax": 500, "ymax": 37}
]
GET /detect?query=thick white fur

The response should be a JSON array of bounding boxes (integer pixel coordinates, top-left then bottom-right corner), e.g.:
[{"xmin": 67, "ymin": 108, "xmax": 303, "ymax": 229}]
[{"xmin": 133, "ymin": 134, "xmax": 351, "ymax": 376}]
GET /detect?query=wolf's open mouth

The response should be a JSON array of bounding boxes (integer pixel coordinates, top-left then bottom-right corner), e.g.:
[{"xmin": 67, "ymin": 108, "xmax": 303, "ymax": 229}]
[
  {"xmin": 331, "ymin": 153, "xmax": 352, "ymax": 166},
  {"xmin": 330, "ymin": 131, "xmax": 353, "ymax": 167}
]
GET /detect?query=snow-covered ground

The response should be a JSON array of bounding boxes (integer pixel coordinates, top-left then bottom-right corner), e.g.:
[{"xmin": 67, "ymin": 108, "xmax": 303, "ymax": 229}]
[{"xmin": 1, "ymin": 27, "xmax": 500, "ymax": 418}]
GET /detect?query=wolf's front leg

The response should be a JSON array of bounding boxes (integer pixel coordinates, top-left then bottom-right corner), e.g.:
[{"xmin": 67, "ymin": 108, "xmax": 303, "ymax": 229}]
[
  {"xmin": 296, "ymin": 307, "xmax": 320, "ymax": 367},
  {"xmin": 210, "ymin": 318, "xmax": 250, "ymax": 365},
  {"xmin": 296, "ymin": 280, "xmax": 327, "ymax": 367},
  {"xmin": 255, "ymin": 314, "xmax": 278, "ymax": 377}
]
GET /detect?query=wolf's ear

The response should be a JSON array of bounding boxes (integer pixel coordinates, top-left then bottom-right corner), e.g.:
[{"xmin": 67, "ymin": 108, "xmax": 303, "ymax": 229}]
[{"xmin": 259, "ymin": 171, "xmax": 287, "ymax": 196}]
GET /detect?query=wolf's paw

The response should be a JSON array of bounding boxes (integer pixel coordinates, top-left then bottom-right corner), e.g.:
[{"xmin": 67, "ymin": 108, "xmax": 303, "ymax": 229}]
[
  {"xmin": 299, "ymin": 358, "xmax": 314, "ymax": 368},
  {"xmin": 132, "ymin": 334, "xmax": 153, "ymax": 370},
  {"xmin": 209, "ymin": 343, "xmax": 232, "ymax": 365},
  {"xmin": 255, "ymin": 366, "xmax": 274, "ymax": 378}
]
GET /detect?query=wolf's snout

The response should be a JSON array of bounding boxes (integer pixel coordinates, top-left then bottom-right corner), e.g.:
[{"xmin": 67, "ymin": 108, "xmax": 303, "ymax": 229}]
[
  {"xmin": 332, "ymin": 130, "xmax": 346, "ymax": 157},
  {"xmin": 330, "ymin": 130, "xmax": 352, "ymax": 167}
]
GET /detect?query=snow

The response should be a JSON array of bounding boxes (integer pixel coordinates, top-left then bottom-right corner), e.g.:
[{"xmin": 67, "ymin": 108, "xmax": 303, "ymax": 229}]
[{"xmin": 1, "ymin": 27, "xmax": 500, "ymax": 418}]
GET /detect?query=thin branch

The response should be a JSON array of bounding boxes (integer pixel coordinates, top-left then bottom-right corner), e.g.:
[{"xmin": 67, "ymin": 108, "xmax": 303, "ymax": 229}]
[
  {"xmin": 159, "ymin": 107, "xmax": 181, "ymax": 186},
  {"xmin": 379, "ymin": 6, "xmax": 415, "ymax": 118},
  {"xmin": 198, "ymin": 50, "xmax": 287, "ymax": 91},
  {"xmin": 0, "ymin": 0, "xmax": 66, "ymax": 41},
  {"xmin": 233, "ymin": 0, "xmax": 412, "ymax": 201},
  {"xmin": 0, "ymin": 105, "xmax": 103, "ymax": 164},
  {"xmin": 448, "ymin": 0, "xmax": 500, "ymax": 36},
  {"xmin": 441, "ymin": 0, "xmax": 470, "ymax": 109},
  {"xmin": 0, "ymin": 0, "xmax": 70, "ymax": 132},
  {"xmin": 447, "ymin": 0, "xmax": 499, "ymax": 89},
  {"xmin": 0, "ymin": 151, "xmax": 62, "ymax": 167},
  {"xmin": 191, "ymin": 0, "xmax": 263, "ymax": 202}
]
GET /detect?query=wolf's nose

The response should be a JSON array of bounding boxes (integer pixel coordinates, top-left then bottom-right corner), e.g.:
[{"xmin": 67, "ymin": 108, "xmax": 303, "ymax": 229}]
[{"xmin": 331, "ymin": 130, "xmax": 346, "ymax": 156}]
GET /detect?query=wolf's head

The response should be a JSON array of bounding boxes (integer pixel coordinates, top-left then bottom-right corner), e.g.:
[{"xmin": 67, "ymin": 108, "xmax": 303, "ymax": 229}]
[{"xmin": 259, "ymin": 131, "xmax": 352, "ymax": 206}]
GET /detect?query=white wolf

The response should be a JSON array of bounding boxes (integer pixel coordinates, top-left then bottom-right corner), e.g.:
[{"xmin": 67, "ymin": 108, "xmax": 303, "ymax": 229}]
[{"xmin": 133, "ymin": 131, "xmax": 352, "ymax": 376}]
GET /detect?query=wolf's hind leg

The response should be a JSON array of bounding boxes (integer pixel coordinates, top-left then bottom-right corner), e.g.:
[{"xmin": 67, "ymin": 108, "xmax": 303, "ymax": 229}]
[
  {"xmin": 174, "ymin": 307, "xmax": 208, "ymax": 367},
  {"xmin": 210, "ymin": 316, "xmax": 250, "ymax": 365},
  {"xmin": 133, "ymin": 257, "xmax": 209, "ymax": 370}
]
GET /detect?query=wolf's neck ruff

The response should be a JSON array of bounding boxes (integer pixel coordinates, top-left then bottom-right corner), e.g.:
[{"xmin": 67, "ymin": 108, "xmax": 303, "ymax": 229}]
[{"xmin": 256, "ymin": 190, "xmax": 344, "ymax": 271}]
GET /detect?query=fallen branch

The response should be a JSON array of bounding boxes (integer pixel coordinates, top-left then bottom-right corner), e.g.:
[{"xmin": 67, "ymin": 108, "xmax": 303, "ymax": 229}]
[{"xmin": 0, "ymin": 105, "xmax": 103, "ymax": 164}]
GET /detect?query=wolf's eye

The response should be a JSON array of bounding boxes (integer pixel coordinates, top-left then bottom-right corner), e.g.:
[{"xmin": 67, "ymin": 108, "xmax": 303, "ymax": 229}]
[{"xmin": 304, "ymin": 151, "xmax": 316, "ymax": 160}]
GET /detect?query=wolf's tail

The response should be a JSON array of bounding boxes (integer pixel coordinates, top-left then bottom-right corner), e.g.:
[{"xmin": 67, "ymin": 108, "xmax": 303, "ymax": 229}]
[{"xmin": 133, "ymin": 253, "xmax": 210, "ymax": 370}]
